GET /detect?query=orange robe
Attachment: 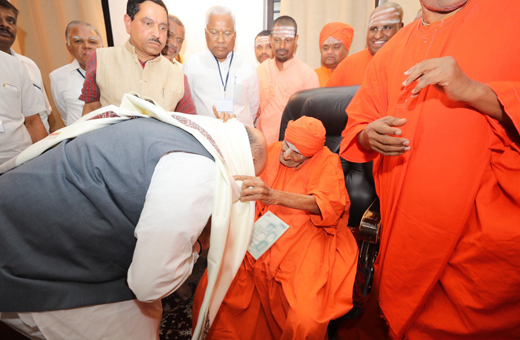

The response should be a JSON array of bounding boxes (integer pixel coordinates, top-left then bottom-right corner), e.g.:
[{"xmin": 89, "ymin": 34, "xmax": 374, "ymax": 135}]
[
  {"xmin": 193, "ymin": 142, "xmax": 358, "ymax": 340},
  {"xmin": 340, "ymin": 1, "xmax": 520, "ymax": 339},
  {"xmin": 256, "ymin": 58, "xmax": 320, "ymax": 145},
  {"xmin": 315, "ymin": 66, "xmax": 334, "ymax": 87},
  {"xmin": 326, "ymin": 48, "xmax": 372, "ymax": 87}
]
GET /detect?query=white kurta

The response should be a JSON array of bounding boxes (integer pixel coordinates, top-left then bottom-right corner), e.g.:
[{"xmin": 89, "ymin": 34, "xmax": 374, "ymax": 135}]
[
  {"xmin": 0, "ymin": 152, "xmax": 215, "ymax": 340},
  {"xmin": 10, "ymin": 49, "xmax": 52, "ymax": 132},
  {"xmin": 49, "ymin": 59, "xmax": 86, "ymax": 126},
  {"xmin": 0, "ymin": 51, "xmax": 46, "ymax": 165},
  {"xmin": 184, "ymin": 50, "xmax": 260, "ymax": 126}
]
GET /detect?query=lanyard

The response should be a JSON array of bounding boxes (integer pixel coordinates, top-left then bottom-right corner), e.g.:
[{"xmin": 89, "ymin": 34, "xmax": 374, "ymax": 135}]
[
  {"xmin": 215, "ymin": 51, "xmax": 234, "ymax": 94},
  {"xmin": 77, "ymin": 69, "xmax": 85, "ymax": 79}
]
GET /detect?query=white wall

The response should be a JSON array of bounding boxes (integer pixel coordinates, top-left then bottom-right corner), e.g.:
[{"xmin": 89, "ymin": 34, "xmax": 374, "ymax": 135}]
[{"xmin": 108, "ymin": 0, "xmax": 265, "ymax": 66}]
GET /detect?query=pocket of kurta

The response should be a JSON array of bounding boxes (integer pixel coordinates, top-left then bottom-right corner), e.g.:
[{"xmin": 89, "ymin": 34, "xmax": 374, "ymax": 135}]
[{"xmin": 0, "ymin": 85, "xmax": 21, "ymax": 114}]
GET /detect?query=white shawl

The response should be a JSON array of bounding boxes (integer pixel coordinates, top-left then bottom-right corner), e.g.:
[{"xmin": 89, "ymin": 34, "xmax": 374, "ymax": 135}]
[{"xmin": 0, "ymin": 93, "xmax": 255, "ymax": 340}]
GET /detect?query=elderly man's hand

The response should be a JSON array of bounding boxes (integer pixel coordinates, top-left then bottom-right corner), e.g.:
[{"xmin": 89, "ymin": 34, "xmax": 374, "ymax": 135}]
[
  {"xmin": 403, "ymin": 56, "xmax": 476, "ymax": 102},
  {"xmin": 212, "ymin": 105, "xmax": 236, "ymax": 122},
  {"xmin": 234, "ymin": 175, "xmax": 279, "ymax": 205},
  {"xmin": 358, "ymin": 117, "xmax": 410, "ymax": 156}
]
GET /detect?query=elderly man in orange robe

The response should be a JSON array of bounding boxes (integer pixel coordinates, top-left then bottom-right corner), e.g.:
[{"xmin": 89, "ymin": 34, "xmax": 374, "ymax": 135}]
[
  {"xmin": 340, "ymin": 0, "xmax": 520, "ymax": 339},
  {"xmin": 193, "ymin": 116, "xmax": 358, "ymax": 339},
  {"xmin": 327, "ymin": 2, "xmax": 403, "ymax": 87},
  {"xmin": 315, "ymin": 22, "xmax": 354, "ymax": 87},
  {"xmin": 256, "ymin": 16, "xmax": 320, "ymax": 145}
]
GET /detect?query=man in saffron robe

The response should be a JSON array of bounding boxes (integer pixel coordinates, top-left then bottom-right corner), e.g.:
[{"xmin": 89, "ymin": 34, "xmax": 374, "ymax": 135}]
[
  {"xmin": 327, "ymin": 2, "xmax": 403, "ymax": 87},
  {"xmin": 340, "ymin": 0, "xmax": 520, "ymax": 339},
  {"xmin": 256, "ymin": 16, "xmax": 319, "ymax": 145},
  {"xmin": 315, "ymin": 22, "xmax": 354, "ymax": 87},
  {"xmin": 193, "ymin": 116, "xmax": 358, "ymax": 339}
]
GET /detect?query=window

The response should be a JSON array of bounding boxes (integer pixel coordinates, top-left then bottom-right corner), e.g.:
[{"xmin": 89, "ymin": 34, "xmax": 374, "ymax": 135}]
[{"xmin": 267, "ymin": 0, "xmax": 281, "ymax": 30}]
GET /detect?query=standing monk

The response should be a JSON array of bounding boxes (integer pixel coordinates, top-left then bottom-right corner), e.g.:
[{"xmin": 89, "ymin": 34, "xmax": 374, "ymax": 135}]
[
  {"xmin": 315, "ymin": 22, "xmax": 354, "ymax": 87},
  {"xmin": 327, "ymin": 2, "xmax": 403, "ymax": 87},
  {"xmin": 256, "ymin": 16, "xmax": 319, "ymax": 145},
  {"xmin": 193, "ymin": 116, "xmax": 358, "ymax": 340},
  {"xmin": 340, "ymin": 0, "xmax": 520, "ymax": 339}
]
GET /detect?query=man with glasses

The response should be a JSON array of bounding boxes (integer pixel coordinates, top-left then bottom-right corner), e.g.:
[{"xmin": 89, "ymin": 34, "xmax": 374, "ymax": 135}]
[
  {"xmin": 183, "ymin": 6, "xmax": 259, "ymax": 126},
  {"xmin": 327, "ymin": 2, "xmax": 403, "ymax": 87},
  {"xmin": 256, "ymin": 15, "xmax": 319, "ymax": 145},
  {"xmin": 193, "ymin": 116, "xmax": 358, "ymax": 340}
]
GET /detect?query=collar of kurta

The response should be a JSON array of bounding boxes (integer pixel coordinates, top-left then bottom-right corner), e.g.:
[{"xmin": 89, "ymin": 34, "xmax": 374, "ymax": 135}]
[
  {"xmin": 417, "ymin": 0, "xmax": 472, "ymax": 33},
  {"xmin": 125, "ymin": 39, "xmax": 160, "ymax": 67},
  {"xmin": 69, "ymin": 58, "xmax": 83, "ymax": 73},
  {"xmin": 206, "ymin": 49, "xmax": 233, "ymax": 64},
  {"xmin": 273, "ymin": 56, "xmax": 297, "ymax": 71},
  {"xmin": 9, "ymin": 48, "xmax": 19, "ymax": 60}
]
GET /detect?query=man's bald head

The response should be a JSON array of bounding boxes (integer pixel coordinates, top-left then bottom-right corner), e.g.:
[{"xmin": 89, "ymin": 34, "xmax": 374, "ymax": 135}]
[
  {"xmin": 245, "ymin": 127, "xmax": 268, "ymax": 176},
  {"xmin": 366, "ymin": 2, "xmax": 404, "ymax": 56}
]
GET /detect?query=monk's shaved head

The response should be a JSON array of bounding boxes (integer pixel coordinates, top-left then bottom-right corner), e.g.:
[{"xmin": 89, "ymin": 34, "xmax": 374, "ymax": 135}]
[
  {"xmin": 366, "ymin": 2, "xmax": 404, "ymax": 55},
  {"xmin": 272, "ymin": 15, "xmax": 297, "ymax": 35},
  {"xmin": 370, "ymin": 2, "xmax": 404, "ymax": 23},
  {"xmin": 245, "ymin": 127, "xmax": 268, "ymax": 176}
]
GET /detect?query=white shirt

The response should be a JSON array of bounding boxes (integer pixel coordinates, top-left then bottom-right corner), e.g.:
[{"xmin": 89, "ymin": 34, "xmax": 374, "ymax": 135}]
[
  {"xmin": 10, "ymin": 49, "xmax": 52, "ymax": 132},
  {"xmin": 0, "ymin": 152, "xmax": 215, "ymax": 340},
  {"xmin": 184, "ymin": 50, "xmax": 260, "ymax": 126},
  {"xmin": 0, "ymin": 51, "xmax": 45, "ymax": 165},
  {"xmin": 49, "ymin": 59, "xmax": 86, "ymax": 126}
]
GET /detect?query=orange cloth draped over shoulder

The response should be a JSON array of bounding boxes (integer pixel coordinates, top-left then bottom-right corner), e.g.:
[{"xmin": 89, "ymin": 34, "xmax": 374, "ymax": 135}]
[
  {"xmin": 340, "ymin": 0, "xmax": 520, "ymax": 339},
  {"xmin": 315, "ymin": 66, "xmax": 334, "ymax": 87},
  {"xmin": 193, "ymin": 118, "xmax": 358, "ymax": 340},
  {"xmin": 327, "ymin": 48, "xmax": 372, "ymax": 87}
]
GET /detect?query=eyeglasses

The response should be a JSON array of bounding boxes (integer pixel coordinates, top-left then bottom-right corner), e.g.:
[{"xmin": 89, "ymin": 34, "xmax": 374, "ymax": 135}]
[{"xmin": 206, "ymin": 28, "xmax": 235, "ymax": 40}]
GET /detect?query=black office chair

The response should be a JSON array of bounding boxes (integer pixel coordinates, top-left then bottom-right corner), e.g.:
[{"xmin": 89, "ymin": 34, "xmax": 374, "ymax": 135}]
[{"xmin": 278, "ymin": 86, "xmax": 380, "ymax": 339}]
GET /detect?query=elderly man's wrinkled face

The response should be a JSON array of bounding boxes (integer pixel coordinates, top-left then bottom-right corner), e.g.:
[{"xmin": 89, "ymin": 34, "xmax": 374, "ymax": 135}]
[
  {"xmin": 321, "ymin": 36, "xmax": 348, "ymax": 70},
  {"xmin": 270, "ymin": 25, "xmax": 298, "ymax": 63},
  {"xmin": 255, "ymin": 36, "xmax": 272, "ymax": 63},
  {"xmin": 67, "ymin": 25, "xmax": 101, "ymax": 70},
  {"xmin": 205, "ymin": 13, "xmax": 235, "ymax": 62},
  {"xmin": 420, "ymin": 0, "xmax": 469, "ymax": 12},
  {"xmin": 0, "ymin": 6, "xmax": 17, "ymax": 53},
  {"xmin": 162, "ymin": 20, "xmax": 185, "ymax": 61},
  {"xmin": 279, "ymin": 141, "xmax": 308, "ymax": 168},
  {"xmin": 124, "ymin": 1, "xmax": 168, "ymax": 58}
]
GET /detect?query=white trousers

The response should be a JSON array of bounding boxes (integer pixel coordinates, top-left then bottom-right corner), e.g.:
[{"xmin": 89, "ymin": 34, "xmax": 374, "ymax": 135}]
[{"xmin": 0, "ymin": 299, "xmax": 162, "ymax": 340}]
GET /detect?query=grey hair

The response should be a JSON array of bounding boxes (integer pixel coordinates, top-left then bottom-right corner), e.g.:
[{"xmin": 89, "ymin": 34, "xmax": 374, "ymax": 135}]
[
  {"xmin": 205, "ymin": 6, "xmax": 235, "ymax": 30},
  {"xmin": 168, "ymin": 14, "xmax": 184, "ymax": 28},
  {"xmin": 65, "ymin": 20, "xmax": 102, "ymax": 46}
]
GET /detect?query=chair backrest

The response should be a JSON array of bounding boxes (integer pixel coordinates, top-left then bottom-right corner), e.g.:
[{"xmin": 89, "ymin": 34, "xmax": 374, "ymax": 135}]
[{"xmin": 277, "ymin": 86, "xmax": 376, "ymax": 226}]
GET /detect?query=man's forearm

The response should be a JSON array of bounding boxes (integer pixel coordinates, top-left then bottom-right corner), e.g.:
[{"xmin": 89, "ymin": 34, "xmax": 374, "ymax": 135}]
[
  {"xmin": 271, "ymin": 190, "xmax": 321, "ymax": 215},
  {"xmin": 465, "ymin": 81, "xmax": 512, "ymax": 126},
  {"xmin": 24, "ymin": 114, "xmax": 48, "ymax": 143},
  {"xmin": 82, "ymin": 101, "xmax": 101, "ymax": 116}
]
